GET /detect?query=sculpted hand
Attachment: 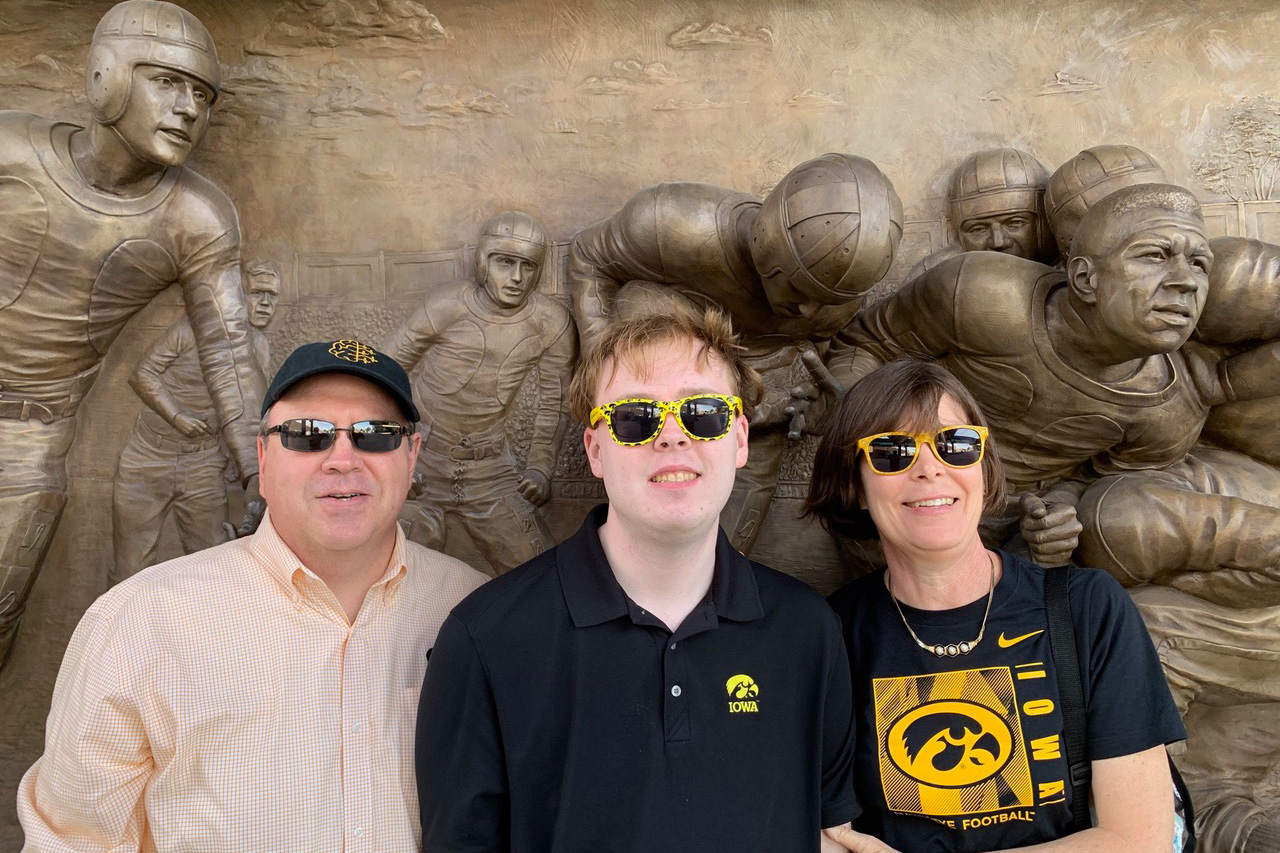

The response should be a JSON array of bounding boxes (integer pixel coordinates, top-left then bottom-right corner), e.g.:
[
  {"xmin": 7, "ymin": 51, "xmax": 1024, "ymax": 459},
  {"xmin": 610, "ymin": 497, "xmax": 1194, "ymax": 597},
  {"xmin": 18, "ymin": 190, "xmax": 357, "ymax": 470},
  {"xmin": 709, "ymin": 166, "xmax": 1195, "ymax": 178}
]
[
  {"xmin": 407, "ymin": 471, "xmax": 427, "ymax": 501},
  {"xmin": 783, "ymin": 380, "xmax": 819, "ymax": 439},
  {"xmin": 822, "ymin": 823, "xmax": 901, "ymax": 853},
  {"xmin": 785, "ymin": 348, "xmax": 848, "ymax": 439},
  {"xmin": 173, "ymin": 411, "xmax": 214, "ymax": 437},
  {"xmin": 749, "ymin": 381, "xmax": 791, "ymax": 430},
  {"xmin": 236, "ymin": 474, "xmax": 265, "ymax": 537},
  {"xmin": 518, "ymin": 470, "xmax": 551, "ymax": 505},
  {"xmin": 1020, "ymin": 493, "xmax": 1082, "ymax": 566}
]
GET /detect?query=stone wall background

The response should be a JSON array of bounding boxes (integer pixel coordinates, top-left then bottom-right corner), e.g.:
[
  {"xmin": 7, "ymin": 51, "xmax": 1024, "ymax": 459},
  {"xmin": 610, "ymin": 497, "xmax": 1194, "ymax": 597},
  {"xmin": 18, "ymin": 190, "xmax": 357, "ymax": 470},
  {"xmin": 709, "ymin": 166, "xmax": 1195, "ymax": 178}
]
[{"xmin": 4, "ymin": 0, "xmax": 1280, "ymax": 845}]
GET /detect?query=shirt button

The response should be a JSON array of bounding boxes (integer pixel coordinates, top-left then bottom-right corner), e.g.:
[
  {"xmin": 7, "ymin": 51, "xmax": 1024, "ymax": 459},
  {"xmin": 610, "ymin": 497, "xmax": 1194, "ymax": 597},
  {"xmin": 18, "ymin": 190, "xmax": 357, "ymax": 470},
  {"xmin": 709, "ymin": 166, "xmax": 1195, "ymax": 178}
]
[
  {"xmin": 671, "ymin": 684, "xmax": 682, "ymax": 697},
  {"xmin": 353, "ymin": 827, "xmax": 364, "ymax": 838},
  {"xmin": 352, "ymin": 722, "xmax": 361, "ymax": 733},
  {"xmin": 670, "ymin": 643, "xmax": 677, "ymax": 650}
]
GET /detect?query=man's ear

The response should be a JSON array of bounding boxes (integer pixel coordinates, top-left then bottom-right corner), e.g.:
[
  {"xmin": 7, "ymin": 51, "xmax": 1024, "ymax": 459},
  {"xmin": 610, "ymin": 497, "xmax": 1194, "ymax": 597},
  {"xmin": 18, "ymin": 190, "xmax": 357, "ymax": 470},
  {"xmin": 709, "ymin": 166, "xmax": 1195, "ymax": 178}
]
[
  {"xmin": 1067, "ymin": 255, "xmax": 1098, "ymax": 305},
  {"xmin": 734, "ymin": 413, "xmax": 749, "ymax": 470},
  {"xmin": 405, "ymin": 430, "xmax": 422, "ymax": 470},
  {"xmin": 584, "ymin": 426, "xmax": 605, "ymax": 478}
]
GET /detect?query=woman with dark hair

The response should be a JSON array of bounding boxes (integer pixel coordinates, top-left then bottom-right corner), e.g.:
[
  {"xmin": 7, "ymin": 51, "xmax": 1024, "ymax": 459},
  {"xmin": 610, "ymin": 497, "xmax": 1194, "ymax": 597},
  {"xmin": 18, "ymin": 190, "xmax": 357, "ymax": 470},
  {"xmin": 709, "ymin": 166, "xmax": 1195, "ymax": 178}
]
[{"xmin": 807, "ymin": 359, "xmax": 1185, "ymax": 853}]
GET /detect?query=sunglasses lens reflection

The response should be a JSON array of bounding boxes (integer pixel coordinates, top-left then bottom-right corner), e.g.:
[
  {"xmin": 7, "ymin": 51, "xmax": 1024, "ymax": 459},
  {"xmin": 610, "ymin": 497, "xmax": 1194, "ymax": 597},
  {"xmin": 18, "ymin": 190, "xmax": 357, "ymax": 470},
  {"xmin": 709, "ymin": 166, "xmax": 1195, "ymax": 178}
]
[
  {"xmin": 865, "ymin": 427, "xmax": 984, "ymax": 473},
  {"xmin": 867, "ymin": 435, "xmax": 918, "ymax": 473},
  {"xmin": 937, "ymin": 427, "xmax": 983, "ymax": 466},
  {"xmin": 603, "ymin": 396, "xmax": 737, "ymax": 444},
  {"xmin": 610, "ymin": 403, "xmax": 663, "ymax": 443},
  {"xmin": 274, "ymin": 419, "xmax": 405, "ymax": 453},
  {"xmin": 680, "ymin": 397, "xmax": 732, "ymax": 439}
]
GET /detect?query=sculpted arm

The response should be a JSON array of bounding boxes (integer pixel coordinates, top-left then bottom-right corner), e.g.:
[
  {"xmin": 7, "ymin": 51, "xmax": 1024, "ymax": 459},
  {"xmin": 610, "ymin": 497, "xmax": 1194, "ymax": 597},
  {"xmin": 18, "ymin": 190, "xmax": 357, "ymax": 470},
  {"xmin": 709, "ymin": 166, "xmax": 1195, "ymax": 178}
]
[
  {"xmin": 16, "ymin": 603, "xmax": 154, "ymax": 852},
  {"xmin": 380, "ymin": 297, "xmax": 445, "ymax": 374},
  {"xmin": 181, "ymin": 231, "xmax": 263, "ymax": 487},
  {"xmin": 521, "ymin": 312, "xmax": 577, "ymax": 504},
  {"xmin": 1214, "ymin": 339, "xmax": 1280, "ymax": 404},
  {"xmin": 568, "ymin": 192, "xmax": 668, "ymax": 353},
  {"xmin": 129, "ymin": 320, "xmax": 213, "ymax": 437},
  {"xmin": 825, "ymin": 258, "xmax": 968, "ymax": 391}
]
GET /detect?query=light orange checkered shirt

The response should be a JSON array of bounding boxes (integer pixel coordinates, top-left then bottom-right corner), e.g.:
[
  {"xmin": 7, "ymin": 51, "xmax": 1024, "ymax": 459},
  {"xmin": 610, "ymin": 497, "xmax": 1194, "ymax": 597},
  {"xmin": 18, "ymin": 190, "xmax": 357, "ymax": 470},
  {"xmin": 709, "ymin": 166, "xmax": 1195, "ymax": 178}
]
[{"xmin": 18, "ymin": 510, "xmax": 486, "ymax": 852}]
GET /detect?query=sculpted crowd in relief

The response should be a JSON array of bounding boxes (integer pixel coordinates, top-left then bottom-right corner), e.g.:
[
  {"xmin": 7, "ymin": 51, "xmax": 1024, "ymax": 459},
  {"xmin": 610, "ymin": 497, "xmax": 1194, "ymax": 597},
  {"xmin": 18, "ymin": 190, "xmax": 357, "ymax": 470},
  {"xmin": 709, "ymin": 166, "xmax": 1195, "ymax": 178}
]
[{"xmin": 1, "ymin": 2, "xmax": 1278, "ymax": 851}]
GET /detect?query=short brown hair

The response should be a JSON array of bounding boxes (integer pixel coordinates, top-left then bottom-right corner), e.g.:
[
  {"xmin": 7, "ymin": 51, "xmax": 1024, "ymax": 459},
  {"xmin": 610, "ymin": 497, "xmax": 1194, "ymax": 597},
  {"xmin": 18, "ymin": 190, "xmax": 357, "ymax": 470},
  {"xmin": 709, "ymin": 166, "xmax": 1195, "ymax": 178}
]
[
  {"xmin": 803, "ymin": 358, "xmax": 1006, "ymax": 540},
  {"xmin": 567, "ymin": 306, "xmax": 764, "ymax": 425}
]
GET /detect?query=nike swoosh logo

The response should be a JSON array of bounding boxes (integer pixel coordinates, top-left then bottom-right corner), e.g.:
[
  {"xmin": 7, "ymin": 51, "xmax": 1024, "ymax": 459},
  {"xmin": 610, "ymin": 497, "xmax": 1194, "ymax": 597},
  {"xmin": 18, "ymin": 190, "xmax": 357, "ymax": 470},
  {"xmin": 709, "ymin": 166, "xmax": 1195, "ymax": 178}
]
[{"xmin": 998, "ymin": 629, "xmax": 1045, "ymax": 648}]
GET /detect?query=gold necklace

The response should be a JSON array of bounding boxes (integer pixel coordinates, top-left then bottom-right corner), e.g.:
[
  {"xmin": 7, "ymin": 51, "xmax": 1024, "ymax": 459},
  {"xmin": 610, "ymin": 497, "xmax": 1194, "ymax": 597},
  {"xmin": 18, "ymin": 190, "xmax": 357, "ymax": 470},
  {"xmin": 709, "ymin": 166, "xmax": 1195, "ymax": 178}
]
[{"xmin": 887, "ymin": 552, "xmax": 997, "ymax": 658}]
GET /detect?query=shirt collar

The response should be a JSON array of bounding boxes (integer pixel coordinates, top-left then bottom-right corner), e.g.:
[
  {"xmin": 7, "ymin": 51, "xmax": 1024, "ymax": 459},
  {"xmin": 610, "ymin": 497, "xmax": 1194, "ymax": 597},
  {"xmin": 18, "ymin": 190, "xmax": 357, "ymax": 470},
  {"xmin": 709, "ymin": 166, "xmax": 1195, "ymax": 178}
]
[
  {"xmin": 249, "ymin": 509, "xmax": 409, "ymax": 605},
  {"xmin": 558, "ymin": 504, "xmax": 764, "ymax": 629}
]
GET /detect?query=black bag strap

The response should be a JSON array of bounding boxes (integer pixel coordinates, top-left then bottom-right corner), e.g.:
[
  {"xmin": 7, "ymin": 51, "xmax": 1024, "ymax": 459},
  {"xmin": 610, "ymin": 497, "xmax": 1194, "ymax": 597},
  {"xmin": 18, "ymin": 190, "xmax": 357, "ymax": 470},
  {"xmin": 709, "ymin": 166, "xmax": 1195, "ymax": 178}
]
[
  {"xmin": 1044, "ymin": 566, "xmax": 1197, "ymax": 850},
  {"xmin": 1043, "ymin": 566, "xmax": 1092, "ymax": 833}
]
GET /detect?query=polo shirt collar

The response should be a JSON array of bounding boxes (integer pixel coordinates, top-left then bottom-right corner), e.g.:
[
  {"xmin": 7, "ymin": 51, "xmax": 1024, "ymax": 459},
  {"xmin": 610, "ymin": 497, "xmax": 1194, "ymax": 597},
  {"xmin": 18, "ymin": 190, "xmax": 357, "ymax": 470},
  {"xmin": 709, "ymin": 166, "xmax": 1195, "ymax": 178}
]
[{"xmin": 559, "ymin": 504, "xmax": 764, "ymax": 629}]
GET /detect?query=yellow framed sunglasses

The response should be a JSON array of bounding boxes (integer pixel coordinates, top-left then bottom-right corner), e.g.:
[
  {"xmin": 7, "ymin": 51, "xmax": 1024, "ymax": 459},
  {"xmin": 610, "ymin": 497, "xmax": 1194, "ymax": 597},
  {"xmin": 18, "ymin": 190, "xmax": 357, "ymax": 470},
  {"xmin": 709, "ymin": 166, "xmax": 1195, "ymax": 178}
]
[
  {"xmin": 857, "ymin": 425, "xmax": 988, "ymax": 474},
  {"xmin": 589, "ymin": 394, "xmax": 743, "ymax": 446}
]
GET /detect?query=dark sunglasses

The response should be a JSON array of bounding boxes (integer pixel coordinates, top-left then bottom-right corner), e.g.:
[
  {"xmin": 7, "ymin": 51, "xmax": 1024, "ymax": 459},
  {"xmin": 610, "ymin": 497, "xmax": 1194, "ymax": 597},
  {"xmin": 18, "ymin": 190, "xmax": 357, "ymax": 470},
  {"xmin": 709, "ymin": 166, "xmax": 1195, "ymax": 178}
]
[
  {"xmin": 856, "ymin": 425, "xmax": 988, "ymax": 474},
  {"xmin": 262, "ymin": 418, "xmax": 414, "ymax": 453},
  {"xmin": 589, "ymin": 394, "xmax": 743, "ymax": 446}
]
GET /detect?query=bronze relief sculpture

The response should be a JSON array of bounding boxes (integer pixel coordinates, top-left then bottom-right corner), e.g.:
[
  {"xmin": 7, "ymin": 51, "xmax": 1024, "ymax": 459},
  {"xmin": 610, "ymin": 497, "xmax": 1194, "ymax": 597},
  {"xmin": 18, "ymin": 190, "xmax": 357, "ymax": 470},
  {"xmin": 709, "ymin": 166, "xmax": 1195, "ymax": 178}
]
[
  {"xmin": 382, "ymin": 212, "xmax": 574, "ymax": 573},
  {"xmin": 906, "ymin": 147, "xmax": 1057, "ymax": 281},
  {"xmin": 110, "ymin": 261, "xmax": 279, "ymax": 582},
  {"xmin": 829, "ymin": 183, "xmax": 1280, "ymax": 607},
  {"xmin": 0, "ymin": 0, "xmax": 264, "ymax": 667},
  {"xmin": 0, "ymin": 3, "xmax": 1278, "ymax": 849},
  {"xmin": 568, "ymin": 153, "xmax": 902, "ymax": 553}
]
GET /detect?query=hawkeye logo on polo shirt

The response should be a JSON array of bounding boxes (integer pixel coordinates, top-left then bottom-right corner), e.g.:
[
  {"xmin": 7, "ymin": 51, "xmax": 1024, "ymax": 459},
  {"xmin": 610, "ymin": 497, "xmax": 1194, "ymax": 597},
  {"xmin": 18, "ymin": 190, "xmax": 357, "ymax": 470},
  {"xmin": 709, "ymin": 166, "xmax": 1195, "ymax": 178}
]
[{"xmin": 726, "ymin": 674, "xmax": 760, "ymax": 713}]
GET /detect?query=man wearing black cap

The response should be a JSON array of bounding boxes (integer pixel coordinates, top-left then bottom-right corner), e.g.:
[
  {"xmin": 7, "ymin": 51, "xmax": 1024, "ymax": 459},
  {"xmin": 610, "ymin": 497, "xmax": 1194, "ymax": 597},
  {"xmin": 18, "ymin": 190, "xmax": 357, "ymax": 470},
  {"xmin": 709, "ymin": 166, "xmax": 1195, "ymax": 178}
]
[{"xmin": 19, "ymin": 339, "xmax": 486, "ymax": 852}]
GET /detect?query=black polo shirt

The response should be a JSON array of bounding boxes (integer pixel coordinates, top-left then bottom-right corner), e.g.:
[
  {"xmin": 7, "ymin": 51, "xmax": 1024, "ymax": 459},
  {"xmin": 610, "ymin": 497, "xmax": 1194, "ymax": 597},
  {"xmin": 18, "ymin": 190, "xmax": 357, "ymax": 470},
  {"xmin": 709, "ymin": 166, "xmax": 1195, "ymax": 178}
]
[{"xmin": 417, "ymin": 505, "xmax": 858, "ymax": 852}]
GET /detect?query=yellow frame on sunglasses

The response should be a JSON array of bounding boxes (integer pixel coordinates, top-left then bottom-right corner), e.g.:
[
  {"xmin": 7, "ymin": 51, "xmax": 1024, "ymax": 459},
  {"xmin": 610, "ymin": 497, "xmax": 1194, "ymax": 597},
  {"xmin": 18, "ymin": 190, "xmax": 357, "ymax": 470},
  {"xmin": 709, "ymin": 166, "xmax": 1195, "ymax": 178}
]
[
  {"xmin": 589, "ymin": 394, "xmax": 743, "ymax": 446},
  {"xmin": 856, "ymin": 425, "xmax": 988, "ymax": 475}
]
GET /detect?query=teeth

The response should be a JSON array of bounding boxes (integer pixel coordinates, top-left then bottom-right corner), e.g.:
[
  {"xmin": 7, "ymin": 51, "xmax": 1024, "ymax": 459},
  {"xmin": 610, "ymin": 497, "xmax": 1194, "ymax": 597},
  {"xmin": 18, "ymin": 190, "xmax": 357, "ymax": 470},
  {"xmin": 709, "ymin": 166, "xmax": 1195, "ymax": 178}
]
[
  {"xmin": 652, "ymin": 471, "xmax": 697, "ymax": 483},
  {"xmin": 907, "ymin": 498, "xmax": 955, "ymax": 508},
  {"xmin": 328, "ymin": 493, "xmax": 358, "ymax": 500}
]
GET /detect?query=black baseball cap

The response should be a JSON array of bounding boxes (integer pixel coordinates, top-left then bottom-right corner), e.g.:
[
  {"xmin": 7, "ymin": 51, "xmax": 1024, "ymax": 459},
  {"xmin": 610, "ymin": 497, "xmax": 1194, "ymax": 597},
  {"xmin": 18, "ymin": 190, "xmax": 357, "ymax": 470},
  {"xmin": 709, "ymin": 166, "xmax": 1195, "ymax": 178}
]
[{"xmin": 262, "ymin": 339, "xmax": 419, "ymax": 422}]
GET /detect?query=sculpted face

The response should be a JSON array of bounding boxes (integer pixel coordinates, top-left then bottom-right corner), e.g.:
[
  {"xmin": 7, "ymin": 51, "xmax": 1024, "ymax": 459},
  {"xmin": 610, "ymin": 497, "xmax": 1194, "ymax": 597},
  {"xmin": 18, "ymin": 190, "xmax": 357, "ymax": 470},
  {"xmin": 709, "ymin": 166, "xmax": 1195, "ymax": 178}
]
[
  {"xmin": 112, "ymin": 63, "xmax": 213, "ymax": 167},
  {"xmin": 957, "ymin": 211, "xmax": 1041, "ymax": 259},
  {"xmin": 760, "ymin": 272, "xmax": 827, "ymax": 320},
  {"xmin": 482, "ymin": 252, "xmax": 541, "ymax": 309},
  {"xmin": 1078, "ymin": 207, "xmax": 1211, "ymax": 357},
  {"xmin": 247, "ymin": 272, "xmax": 280, "ymax": 330}
]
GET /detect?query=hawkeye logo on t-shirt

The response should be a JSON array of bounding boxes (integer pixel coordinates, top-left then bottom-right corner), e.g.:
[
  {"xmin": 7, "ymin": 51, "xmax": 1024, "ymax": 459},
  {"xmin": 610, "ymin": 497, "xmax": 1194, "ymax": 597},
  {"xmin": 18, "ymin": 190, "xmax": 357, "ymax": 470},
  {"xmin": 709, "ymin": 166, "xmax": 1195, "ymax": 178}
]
[
  {"xmin": 874, "ymin": 667, "xmax": 1035, "ymax": 820},
  {"xmin": 886, "ymin": 700, "xmax": 1013, "ymax": 788},
  {"xmin": 726, "ymin": 674, "xmax": 760, "ymax": 713}
]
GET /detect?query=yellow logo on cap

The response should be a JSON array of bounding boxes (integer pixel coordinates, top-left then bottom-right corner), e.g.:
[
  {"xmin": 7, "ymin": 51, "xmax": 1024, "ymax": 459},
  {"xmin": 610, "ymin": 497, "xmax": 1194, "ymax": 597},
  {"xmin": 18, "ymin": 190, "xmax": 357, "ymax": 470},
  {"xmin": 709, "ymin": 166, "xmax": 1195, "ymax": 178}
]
[
  {"xmin": 329, "ymin": 339, "xmax": 377, "ymax": 364},
  {"xmin": 726, "ymin": 674, "xmax": 760, "ymax": 713}
]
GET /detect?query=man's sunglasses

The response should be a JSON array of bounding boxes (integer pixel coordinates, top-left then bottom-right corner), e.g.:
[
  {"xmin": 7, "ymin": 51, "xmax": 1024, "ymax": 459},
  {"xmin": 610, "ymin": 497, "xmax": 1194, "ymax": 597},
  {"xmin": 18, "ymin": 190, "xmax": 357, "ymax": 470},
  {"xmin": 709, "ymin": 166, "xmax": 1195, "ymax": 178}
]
[
  {"xmin": 262, "ymin": 419, "xmax": 414, "ymax": 453},
  {"xmin": 589, "ymin": 394, "xmax": 742, "ymax": 446},
  {"xmin": 856, "ymin": 425, "xmax": 988, "ymax": 475}
]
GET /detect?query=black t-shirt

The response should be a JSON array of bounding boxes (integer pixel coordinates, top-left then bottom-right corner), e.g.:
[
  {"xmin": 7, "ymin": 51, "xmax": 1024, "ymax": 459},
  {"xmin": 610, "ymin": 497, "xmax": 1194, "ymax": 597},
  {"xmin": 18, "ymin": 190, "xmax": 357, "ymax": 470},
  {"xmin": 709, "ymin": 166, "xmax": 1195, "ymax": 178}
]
[
  {"xmin": 828, "ymin": 552, "xmax": 1185, "ymax": 852},
  {"xmin": 417, "ymin": 505, "xmax": 858, "ymax": 852}
]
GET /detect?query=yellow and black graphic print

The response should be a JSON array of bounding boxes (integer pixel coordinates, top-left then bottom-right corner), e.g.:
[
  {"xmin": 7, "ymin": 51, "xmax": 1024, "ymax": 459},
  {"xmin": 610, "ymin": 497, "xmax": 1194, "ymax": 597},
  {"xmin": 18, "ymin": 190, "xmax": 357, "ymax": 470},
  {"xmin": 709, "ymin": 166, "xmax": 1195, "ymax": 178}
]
[
  {"xmin": 726, "ymin": 674, "xmax": 759, "ymax": 713},
  {"xmin": 329, "ymin": 339, "xmax": 377, "ymax": 363},
  {"xmin": 874, "ymin": 667, "xmax": 1033, "ymax": 818}
]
